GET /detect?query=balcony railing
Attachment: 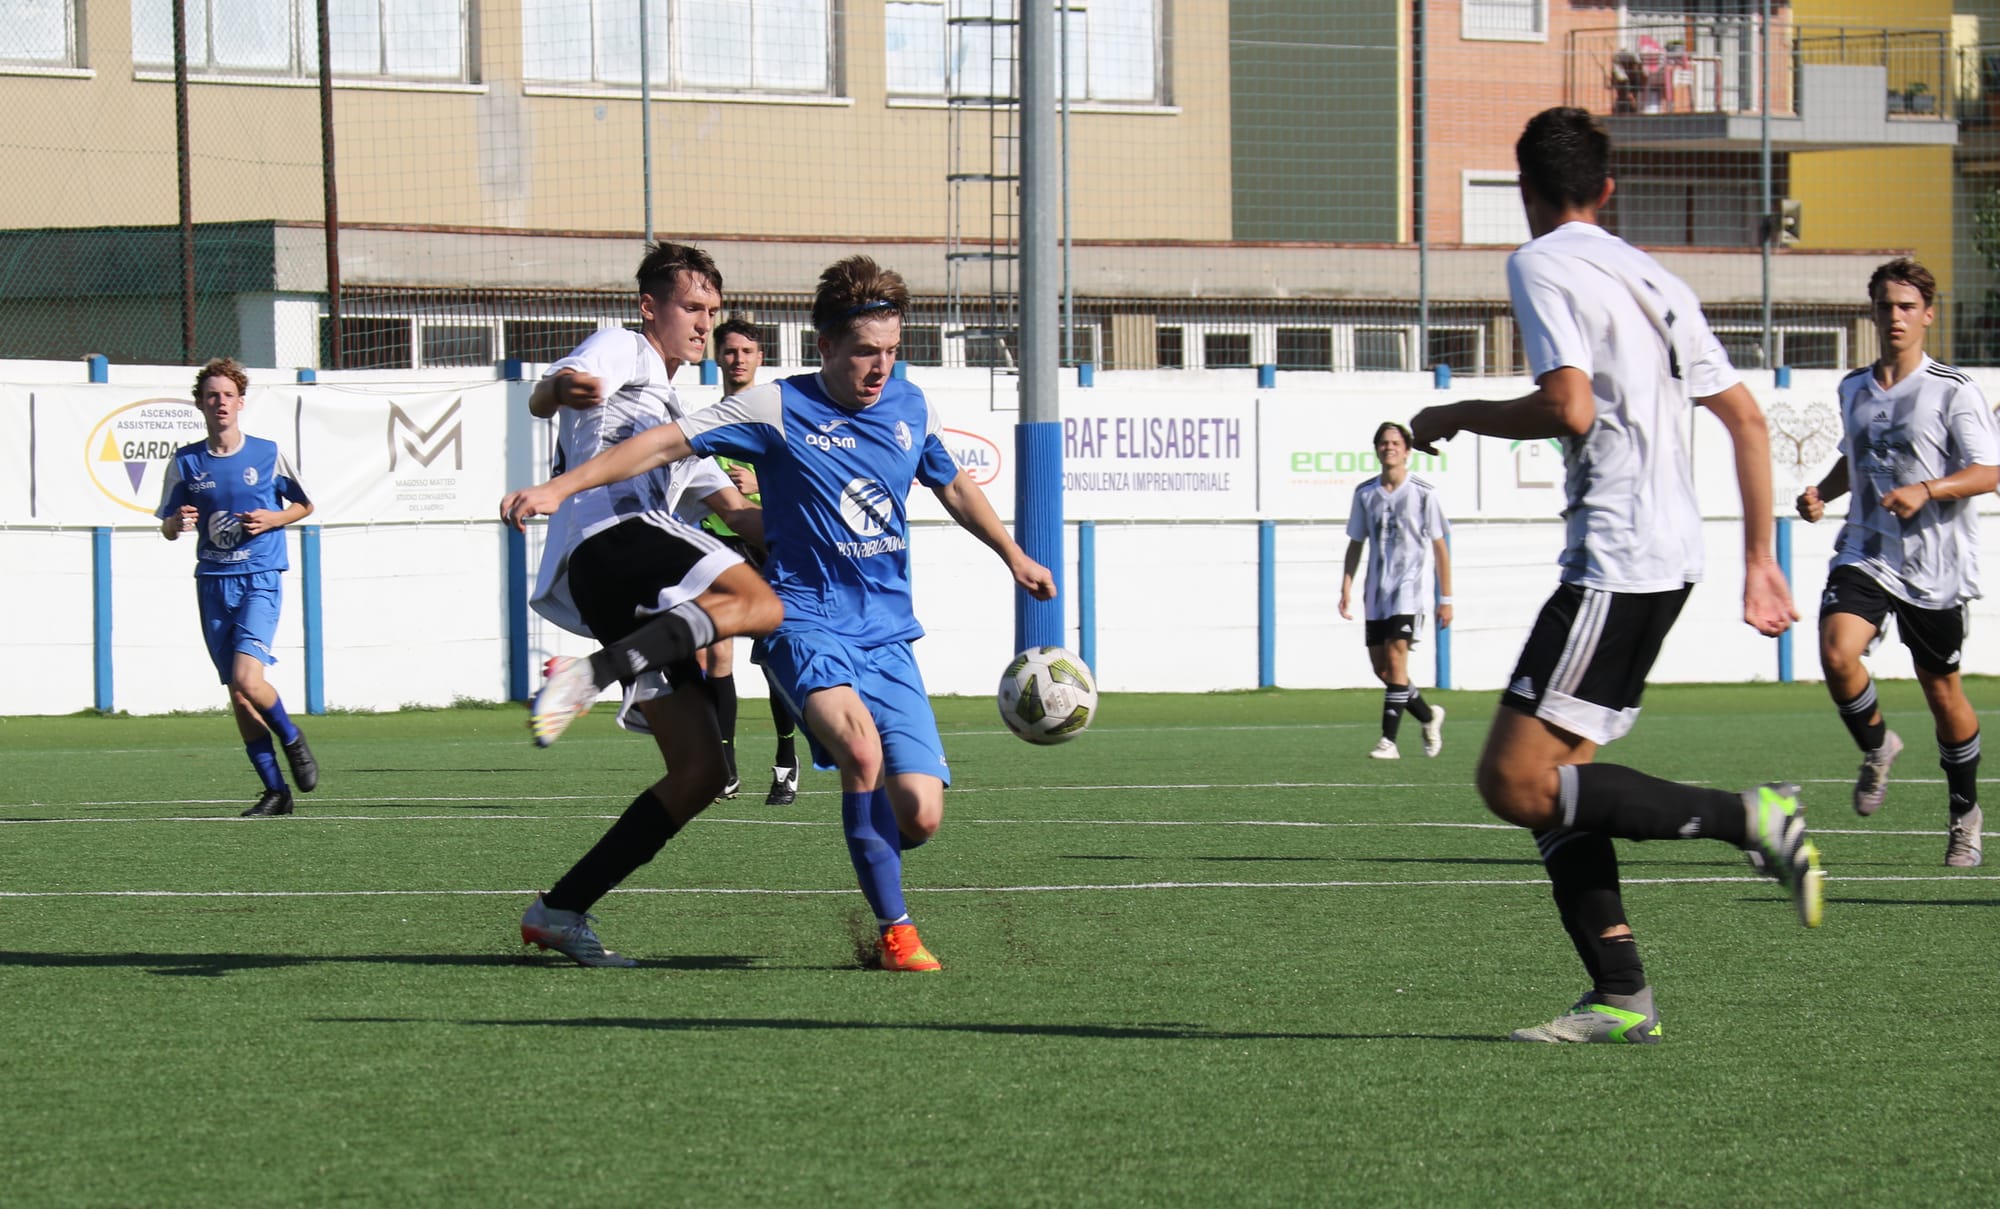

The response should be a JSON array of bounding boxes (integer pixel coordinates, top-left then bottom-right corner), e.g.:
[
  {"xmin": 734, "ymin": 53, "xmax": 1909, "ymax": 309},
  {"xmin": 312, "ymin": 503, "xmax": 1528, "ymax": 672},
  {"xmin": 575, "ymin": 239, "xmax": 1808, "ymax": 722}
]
[{"xmin": 1568, "ymin": 22, "xmax": 1951, "ymax": 122}]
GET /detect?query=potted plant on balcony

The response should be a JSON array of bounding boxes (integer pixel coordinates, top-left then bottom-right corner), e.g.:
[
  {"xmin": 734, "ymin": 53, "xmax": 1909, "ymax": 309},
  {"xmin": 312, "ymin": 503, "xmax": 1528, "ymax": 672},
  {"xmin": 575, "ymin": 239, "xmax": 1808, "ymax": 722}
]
[{"xmin": 1906, "ymin": 81, "xmax": 1935, "ymax": 115}]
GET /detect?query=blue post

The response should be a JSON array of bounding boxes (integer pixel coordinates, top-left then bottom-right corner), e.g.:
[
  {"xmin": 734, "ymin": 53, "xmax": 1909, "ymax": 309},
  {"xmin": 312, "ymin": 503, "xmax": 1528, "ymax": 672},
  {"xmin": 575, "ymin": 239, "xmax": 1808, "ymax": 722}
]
[
  {"xmin": 1257, "ymin": 363, "xmax": 1276, "ymax": 389},
  {"xmin": 1433, "ymin": 363, "xmax": 1451, "ymax": 389},
  {"xmin": 92, "ymin": 527, "xmax": 113, "ymax": 711},
  {"xmin": 1077, "ymin": 361, "xmax": 1095, "ymax": 388},
  {"xmin": 1776, "ymin": 516, "xmax": 1794, "ymax": 683},
  {"xmin": 1775, "ymin": 365, "xmax": 1793, "ymax": 389},
  {"xmin": 1435, "ymin": 530, "xmax": 1453, "ymax": 691},
  {"xmin": 87, "ymin": 354, "xmax": 108, "ymax": 383},
  {"xmin": 300, "ymin": 525, "xmax": 325, "ymax": 714},
  {"xmin": 892, "ymin": 360, "xmax": 909, "ymax": 380},
  {"xmin": 507, "ymin": 526, "xmax": 530, "ymax": 702},
  {"xmin": 501, "ymin": 359, "xmax": 528, "ymax": 382},
  {"xmin": 296, "ymin": 368, "xmax": 318, "ymax": 384},
  {"xmin": 1257, "ymin": 520, "xmax": 1277, "ymax": 688},
  {"xmin": 700, "ymin": 358, "xmax": 719, "ymax": 386},
  {"xmin": 1013, "ymin": 422, "xmax": 1064, "ymax": 651},
  {"xmin": 1077, "ymin": 521, "xmax": 1097, "ymax": 671}
]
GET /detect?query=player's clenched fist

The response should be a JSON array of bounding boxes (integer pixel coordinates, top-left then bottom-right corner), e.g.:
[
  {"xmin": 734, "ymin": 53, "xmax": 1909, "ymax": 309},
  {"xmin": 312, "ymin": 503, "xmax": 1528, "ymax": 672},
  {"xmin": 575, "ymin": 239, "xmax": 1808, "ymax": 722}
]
[{"xmin": 1796, "ymin": 485, "xmax": 1825, "ymax": 523}]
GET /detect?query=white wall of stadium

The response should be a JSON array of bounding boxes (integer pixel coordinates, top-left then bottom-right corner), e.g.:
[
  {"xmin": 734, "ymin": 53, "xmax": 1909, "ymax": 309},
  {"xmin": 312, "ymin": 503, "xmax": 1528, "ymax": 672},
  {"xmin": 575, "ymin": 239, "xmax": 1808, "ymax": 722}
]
[{"xmin": 3, "ymin": 359, "xmax": 1994, "ymax": 716}]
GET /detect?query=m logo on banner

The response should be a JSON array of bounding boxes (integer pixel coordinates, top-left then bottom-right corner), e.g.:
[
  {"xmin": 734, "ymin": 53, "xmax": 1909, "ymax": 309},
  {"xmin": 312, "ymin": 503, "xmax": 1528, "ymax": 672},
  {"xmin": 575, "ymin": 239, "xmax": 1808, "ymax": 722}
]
[{"xmin": 388, "ymin": 399, "xmax": 463, "ymax": 471}]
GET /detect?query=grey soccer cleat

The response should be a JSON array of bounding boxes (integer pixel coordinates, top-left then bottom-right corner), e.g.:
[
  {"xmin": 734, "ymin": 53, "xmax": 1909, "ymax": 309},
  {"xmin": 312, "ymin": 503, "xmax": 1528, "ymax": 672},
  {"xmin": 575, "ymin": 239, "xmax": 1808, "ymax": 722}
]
[
  {"xmin": 1421, "ymin": 705, "xmax": 1447, "ymax": 758},
  {"xmin": 1367, "ymin": 738, "xmax": 1400, "ymax": 760},
  {"xmin": 529, "ymin": 656, "xmax": 601, "ymax": 748},
  {"xmin": 1853, "ymin": 730, "xmax": 1903, "ymax": 817},
  {"xmin": 1946, "ymin": 806, "xmax": 1984, "ymax": 868},
  {"xmin": 520, "ymin": 895, "xmax": 636, "ymax": 968},
  {"xmin": 1744, "ymin": 782, "xmax": 1824, "ymax": 927},
  {"xmin": 1510, "ymin": 987, "xmax": 1662, "ymax": 1044}
]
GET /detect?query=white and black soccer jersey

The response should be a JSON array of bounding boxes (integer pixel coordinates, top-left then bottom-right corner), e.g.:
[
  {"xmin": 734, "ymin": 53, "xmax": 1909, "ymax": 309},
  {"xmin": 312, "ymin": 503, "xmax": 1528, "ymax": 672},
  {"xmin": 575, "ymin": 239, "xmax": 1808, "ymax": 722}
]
[
  {"xmin": 1831, "ymin": 356, "xmax": 2000, "ymax": 607},
  {"xmin": 530, "ymin": 328, "xmax": 733, "ymax": 635},
  {"xmin": 1510, "ymin": 221, "xmax": 1740, "ymax": 592},
  {"xmin": 1345, "ymin": 475, "xmax": 1448, "ymax": 619}
]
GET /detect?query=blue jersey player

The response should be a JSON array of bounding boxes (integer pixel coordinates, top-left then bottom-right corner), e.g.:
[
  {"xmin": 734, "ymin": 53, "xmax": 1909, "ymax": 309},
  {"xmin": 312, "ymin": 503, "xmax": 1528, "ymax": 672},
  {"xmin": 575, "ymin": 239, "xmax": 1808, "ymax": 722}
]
[
  {"xmin": 156, "ymin": 358, "xmax": 318, "ymax": 817},
  {"xmin": 503, "ymin": 256, "xmax": 1056, "ymax": 971}
]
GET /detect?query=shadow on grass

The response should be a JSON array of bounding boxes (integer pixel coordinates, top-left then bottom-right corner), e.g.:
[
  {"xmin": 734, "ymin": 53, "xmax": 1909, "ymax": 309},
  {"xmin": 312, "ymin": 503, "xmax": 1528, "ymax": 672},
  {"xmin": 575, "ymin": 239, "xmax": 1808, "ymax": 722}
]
[
  {"xmin": 0, "ymin": 950, "xmax": 768, "ymax": 977},
  {"xmin": 314, "ymin": 1014, "xmax": 1508, "ymax": 1043},
  {"xmin": 1828, "ymin": 896, "xmax": 1999, "ymax": 908}
]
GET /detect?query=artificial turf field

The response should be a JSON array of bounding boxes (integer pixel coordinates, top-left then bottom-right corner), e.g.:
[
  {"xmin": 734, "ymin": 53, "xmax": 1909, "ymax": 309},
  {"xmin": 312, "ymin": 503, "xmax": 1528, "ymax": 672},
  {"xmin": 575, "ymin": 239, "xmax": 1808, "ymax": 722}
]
[{"xmin": 3, "ymin": 681, "xmax": 1996, "ymax": 1208}]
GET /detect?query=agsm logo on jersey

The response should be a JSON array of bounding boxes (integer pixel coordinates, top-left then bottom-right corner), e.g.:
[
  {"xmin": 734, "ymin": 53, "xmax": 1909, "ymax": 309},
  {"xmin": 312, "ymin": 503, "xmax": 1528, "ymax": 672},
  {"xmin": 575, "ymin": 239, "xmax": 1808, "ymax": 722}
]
[
  {"xmin": 83, "ymin": 398, "xmax": 206, "ymax": 513},
  {"xmin": 836, "ymin": 477, "xmax": 905, "ymax": 558}
]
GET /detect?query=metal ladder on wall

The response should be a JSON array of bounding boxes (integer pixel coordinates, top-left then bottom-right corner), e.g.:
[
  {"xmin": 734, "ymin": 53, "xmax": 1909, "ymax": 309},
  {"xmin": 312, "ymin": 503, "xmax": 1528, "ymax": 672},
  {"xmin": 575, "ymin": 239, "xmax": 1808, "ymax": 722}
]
[{"xmin": 945, "ymin": 0, "xmax": 1021, "ymax": 410}]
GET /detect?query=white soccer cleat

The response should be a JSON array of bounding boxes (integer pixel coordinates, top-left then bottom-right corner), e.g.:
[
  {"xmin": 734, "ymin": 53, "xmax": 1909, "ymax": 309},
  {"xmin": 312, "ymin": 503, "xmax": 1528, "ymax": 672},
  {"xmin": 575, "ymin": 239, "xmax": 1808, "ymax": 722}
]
[
  {"xmin": 529, "ymin": 656, "xmax": 600, "ymax": 748},
  {"xmin": 1853, "ymin": 730, "xmax": 1903, "ymax": 817},
  {"xmin": 520, "ymin": 896, "xmax": 636, "ymax": 968},
  {"xmin": 1946, "ymin": 806, "xmax": 1984, "ymax": 868},
  {"xmin": 1421, "ymin": 705, "xmax": 1446, "ymax": 758},
  {"xmin": 1367, "ymin": 737, "xmax": 1400, "ymax": 760}
]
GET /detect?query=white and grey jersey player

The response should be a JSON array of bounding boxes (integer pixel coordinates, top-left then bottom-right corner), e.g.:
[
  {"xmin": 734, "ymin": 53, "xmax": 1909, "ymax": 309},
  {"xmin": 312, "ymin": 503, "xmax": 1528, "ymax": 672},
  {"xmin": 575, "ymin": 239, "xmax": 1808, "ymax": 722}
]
[
  {"xmin": 1510, "ymin": 221, "xmax": 1739, "ymax": 593},
  {"xmin": 1346, "ymin": 474, "xmax": 1449, "ymax": 619},
  {"xmin": 1832, "ymin": 355, "xmax": 2000, "ymax": 607}
]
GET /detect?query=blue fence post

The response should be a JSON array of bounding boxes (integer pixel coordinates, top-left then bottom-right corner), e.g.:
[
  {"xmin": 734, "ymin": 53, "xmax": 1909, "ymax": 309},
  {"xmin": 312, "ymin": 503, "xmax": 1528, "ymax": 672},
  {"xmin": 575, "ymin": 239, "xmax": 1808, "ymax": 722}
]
[
  {"xmin": 1014, "ymin": 422, "xmax": 1065, "ymax": 651},
  {"xmin": 1257, "ymin": 363, "xmax": 1276, "ymax": 389},
  {"xmin": 296, "ymin": 368, "xmax": 317, "ymax": 384},
  {"xmin": 503, "ymin": 358, "xmax": 532, "ymax": 703},
  {"xmin": 1258, "ymin": 520, "xmax": 1277, "ymax": 688},
  {"xmin": 1435, "ymin": 530, "xmax": 1453, "ymax": 690},
  {"xmin": 92, "ymin": 526, "xmax": 113, "ymax": 711},
  {"xmin": 301, "ymin": 524, "xmax": 325, "ymax": 714},
  {"xmin": 1776, "ymin": 516, "xmax": 1794, "ymax": 683},
  {"xmin": 1433, "ymin": 363, "xmax": 1451, "ymax": 389},
  {"xmin": 1775, "ymin": 365, "xmax": 1793, "ymax": 390},
  {"xmin": 700, "ymin": 358, "xmax": 719, "ymax": 386},
  {"xmin": 1077, "ymin": 521, "xmax": 1097, "ymax": 671},
  {"xmin": 892, "ymin": 360, "xmax": 909, "ymax": 380},
  {"xmin": 1077, "ymin": 361, "xmax": 1095, "ymax": 388},
  {"xmin": 86, "ymin": 354, "xmax": 108, "ymax": 383}
]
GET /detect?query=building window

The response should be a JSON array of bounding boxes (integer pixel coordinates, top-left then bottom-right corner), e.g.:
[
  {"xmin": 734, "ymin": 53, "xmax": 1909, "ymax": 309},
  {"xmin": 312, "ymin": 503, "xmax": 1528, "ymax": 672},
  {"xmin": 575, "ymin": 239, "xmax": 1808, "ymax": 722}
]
[
  {"xmin": 2, "ymin": 0, "xmax": 81, "ymax": 67},
  {"xmin": 1463, "ymin": 0, "xmax": 1544, "ymax": 42},
  {"xmin": 900, "ymin": 324, "xmax": 945, "ymax": 366},
  {"xmin": 887, "ymin": 0, "xmax": 1162, "ymax": 104},
  {"xmin": 133, "ymin": 0, "xmax": 470, "ymax": 81},
  {"xmin": 504, "ymin": 320, "xmax": 602, "ymax": 363},
  {"xmin": 524, "ymin": 0, "xmax": 831, "ymax": 94},
  {"xmin": 1155, "ymin": 325, "xmax": 1184, "ymax": 369},
  {"xmin": 1202, "ymin": 330, "xmax": 1253, "ymax": 369},
  {"xmin": 1462, "ymin": 173, "xmax": 1530, "ymax": 246},
  {"xmin": 1352, "ymin": 328, "xmax": 1406, "ymax": 372},
  {"xmin": 1276, "ymin": 327, "xmax": 1332, "ymax": 371}
]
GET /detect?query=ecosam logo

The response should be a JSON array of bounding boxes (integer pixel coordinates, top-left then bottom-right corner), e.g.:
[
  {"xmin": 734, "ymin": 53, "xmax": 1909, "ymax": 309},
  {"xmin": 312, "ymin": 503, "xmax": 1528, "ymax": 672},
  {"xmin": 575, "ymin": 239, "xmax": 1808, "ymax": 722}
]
[
  {"xmin": 1289, "ymin": 447, "xmax": 1447, "ymax": 476},
  {"xmin": 84, "ymin": 398, "xmax": 206, "ymax": 513},
  {"xmin": 942, "ymin": 428, "xmax": 1002, "ymax": 485}
]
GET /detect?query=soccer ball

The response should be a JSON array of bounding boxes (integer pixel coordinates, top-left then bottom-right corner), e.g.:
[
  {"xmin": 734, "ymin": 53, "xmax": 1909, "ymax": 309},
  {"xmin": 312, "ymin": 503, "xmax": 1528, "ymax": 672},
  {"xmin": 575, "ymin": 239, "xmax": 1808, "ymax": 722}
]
[{"xmin": 997, "ymin": 646, "xmax": 1097, "ymax": 745}]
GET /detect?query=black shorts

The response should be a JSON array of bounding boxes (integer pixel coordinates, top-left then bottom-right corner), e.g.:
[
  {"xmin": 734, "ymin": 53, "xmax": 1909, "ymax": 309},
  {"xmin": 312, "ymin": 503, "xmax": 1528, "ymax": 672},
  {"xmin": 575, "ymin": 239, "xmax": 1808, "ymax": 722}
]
[
  {"xmin": 1819, "ymin": 564, "xmax": 1966, "ymax": 676},
  {"xmin": 1500, "ymin": 583, "xmax": 1692, "ymax": 745},
  {"xmin": 567, "ymin": 516, "xmax": 739, "ymax": 686},
  {"xmin": 1364, "ymin": 615, "xmax": 1419, "ymax": 647}
]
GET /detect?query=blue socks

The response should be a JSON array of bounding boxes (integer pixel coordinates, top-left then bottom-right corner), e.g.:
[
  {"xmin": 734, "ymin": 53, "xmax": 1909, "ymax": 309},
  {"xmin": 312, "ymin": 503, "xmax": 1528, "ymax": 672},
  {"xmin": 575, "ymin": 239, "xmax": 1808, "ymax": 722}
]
[
  {"xmin": 246, "ymin": 737, "xmax": 286, "ymax": 791},
  {"xmin": 842, "ymin": 789, "xmax": 906, "ymax": 927},
  {"xmin": 257, "ymin": 696, "xmax": 301, "ymax": 746}
]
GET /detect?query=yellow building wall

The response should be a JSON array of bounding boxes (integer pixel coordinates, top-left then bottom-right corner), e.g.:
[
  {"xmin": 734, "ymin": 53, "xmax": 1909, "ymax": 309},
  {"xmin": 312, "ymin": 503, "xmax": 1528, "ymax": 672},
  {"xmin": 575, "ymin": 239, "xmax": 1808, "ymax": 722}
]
[{"xmin": 1790, "ymin": 1, "xmax": 1957, "ymax": 329}]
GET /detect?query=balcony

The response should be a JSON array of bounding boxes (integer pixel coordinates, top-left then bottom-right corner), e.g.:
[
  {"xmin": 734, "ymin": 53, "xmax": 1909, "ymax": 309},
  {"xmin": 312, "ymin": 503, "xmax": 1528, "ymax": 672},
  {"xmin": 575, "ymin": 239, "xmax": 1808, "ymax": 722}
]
[{"xmin": 1568, "ymin": 22, "xmax": 1957, "ymax": 152}]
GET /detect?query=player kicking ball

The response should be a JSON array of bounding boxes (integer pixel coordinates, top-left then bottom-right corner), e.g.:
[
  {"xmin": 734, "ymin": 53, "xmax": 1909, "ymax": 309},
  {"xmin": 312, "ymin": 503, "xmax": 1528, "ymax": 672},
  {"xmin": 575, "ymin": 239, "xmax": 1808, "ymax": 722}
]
[{"xmin": 156, "ymin": 358, "xmax": 318, "ymax": 817}]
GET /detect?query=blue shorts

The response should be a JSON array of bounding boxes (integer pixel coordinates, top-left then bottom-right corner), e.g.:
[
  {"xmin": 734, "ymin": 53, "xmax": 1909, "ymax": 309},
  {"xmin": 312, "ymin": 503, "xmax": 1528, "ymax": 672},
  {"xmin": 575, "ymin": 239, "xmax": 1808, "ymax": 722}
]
[
  {"xmin": 196, "ymin": 571, "xmax": 283, "ymax": 683},
  {"xmin": 756, "ymin": 625, "xmax": 950, "ymax": 784}
]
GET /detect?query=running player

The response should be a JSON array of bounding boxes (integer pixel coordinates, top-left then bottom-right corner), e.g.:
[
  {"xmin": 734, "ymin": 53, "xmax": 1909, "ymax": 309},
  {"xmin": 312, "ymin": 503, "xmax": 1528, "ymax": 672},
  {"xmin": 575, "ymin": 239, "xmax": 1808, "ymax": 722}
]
[
  {"xmin": 502, "ymin": 255, "xmax": 1055, "ymax": 972},
  {"xmin": 1340, "ymin": 421, "xmax": 1452, "ymax": 759},
  {"xmin": 1410, "ymin": 107, "xmax": 1819, "ymax": 1045},
  {"xmin": 507, "ymin": 240, "xmax": 784, "ymax": 967},
  {"xmin": 1796, "ymin": 258, "xmax": 1997, "ymax": 868},
  {"xmin": 156, "ymin": 358, "xmax": 318, "ymax": 818}
]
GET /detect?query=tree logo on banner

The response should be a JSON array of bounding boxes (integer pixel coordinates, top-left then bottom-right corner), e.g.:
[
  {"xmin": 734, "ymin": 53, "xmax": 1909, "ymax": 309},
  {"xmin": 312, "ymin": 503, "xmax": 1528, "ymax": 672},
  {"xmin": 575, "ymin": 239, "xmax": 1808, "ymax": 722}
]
[{"xmin": 83, "ymin": 398, "xmax": 206, "ymax": 514}]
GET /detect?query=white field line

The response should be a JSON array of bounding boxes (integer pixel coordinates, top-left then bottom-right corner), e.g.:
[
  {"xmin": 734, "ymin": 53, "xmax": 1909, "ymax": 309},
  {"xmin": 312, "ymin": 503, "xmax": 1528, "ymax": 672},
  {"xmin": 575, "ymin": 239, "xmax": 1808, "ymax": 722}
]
[
  {"xmin": 1, "ymin": 773, "xmax": 1983, "ymax": 812},
  {"xmin": 0, "ymin": 812, "xmax": 1975, "ymax": 842},
  {"xmin": 0, "ymin": 872, "xmax": 1992, "ymax": 900}
]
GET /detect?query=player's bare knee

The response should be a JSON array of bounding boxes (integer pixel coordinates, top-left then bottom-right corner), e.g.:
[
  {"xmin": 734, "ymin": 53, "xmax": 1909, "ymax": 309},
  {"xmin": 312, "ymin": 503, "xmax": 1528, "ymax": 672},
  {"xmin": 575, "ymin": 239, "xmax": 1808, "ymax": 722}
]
[{"xmin": 1474, "ymin": 756, "xmax": 1559, "ymax": 828}]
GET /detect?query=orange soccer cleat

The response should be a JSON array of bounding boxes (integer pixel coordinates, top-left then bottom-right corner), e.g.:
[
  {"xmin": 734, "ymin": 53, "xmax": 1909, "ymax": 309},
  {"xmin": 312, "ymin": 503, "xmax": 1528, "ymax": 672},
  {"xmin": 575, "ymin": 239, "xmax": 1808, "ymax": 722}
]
[{"xmin": 878, "ymin": 923, "xmax": 942, "ymax": 972}]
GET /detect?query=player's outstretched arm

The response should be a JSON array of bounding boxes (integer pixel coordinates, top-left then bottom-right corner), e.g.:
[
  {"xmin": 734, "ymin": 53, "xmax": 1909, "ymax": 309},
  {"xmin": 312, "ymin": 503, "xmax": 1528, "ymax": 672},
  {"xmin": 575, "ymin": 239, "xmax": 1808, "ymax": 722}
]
[
  {"xmin": 527, "ymin": 369, "xmax": 606, "ymax": 419},
  {"xmin": 704, "ymin": 486, "xmax": 767, "ymax": 554},
  {"xmin": 1880, "ymin": 461, "xmax": 2000, "ymax": 521},
  {"xmin": 1408, "ymin": 367, "xmax": 1595, "ymax": 453},
  {"xmin": 500, "ymin": 422, "xmax": 692, "ymax": 529},
  {"xmin": 1698, "ymin": 381, "xmax": 1797, "ymax": 636},
  {"xmin": 933, "ymin": 470, "xmax": 1055, "ymax": 600}
]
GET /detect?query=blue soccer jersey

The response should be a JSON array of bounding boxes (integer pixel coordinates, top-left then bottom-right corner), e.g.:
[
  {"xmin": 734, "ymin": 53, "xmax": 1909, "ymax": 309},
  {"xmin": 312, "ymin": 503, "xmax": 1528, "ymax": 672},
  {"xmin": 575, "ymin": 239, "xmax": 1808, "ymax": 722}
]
[
  {"xmin": 155, "ymin": 435, "xmax": 310, "ymax": 576},
  {"xmin": 678, "ymin": 373, "xmax": 959, "ymax": 647}
]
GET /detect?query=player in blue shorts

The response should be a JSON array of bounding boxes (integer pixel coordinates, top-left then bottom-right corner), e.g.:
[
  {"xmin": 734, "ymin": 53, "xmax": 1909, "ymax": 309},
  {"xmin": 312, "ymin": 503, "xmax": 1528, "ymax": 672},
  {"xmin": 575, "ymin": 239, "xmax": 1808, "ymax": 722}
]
[
  {"xmin": 502, "ymin": 255, "xmax": 1056, "ymax": 971},
  {"xmin": 156, "ymin": 358, "xmax": 318, "ymax": 817}
]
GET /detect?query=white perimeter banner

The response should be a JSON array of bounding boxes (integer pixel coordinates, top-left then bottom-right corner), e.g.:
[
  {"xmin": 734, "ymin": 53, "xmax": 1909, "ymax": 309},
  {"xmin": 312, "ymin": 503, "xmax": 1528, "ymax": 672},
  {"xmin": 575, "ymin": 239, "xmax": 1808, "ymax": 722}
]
[{"xmin": 7, "ymin": 380, "xmax": 511, "ymax": 525}]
